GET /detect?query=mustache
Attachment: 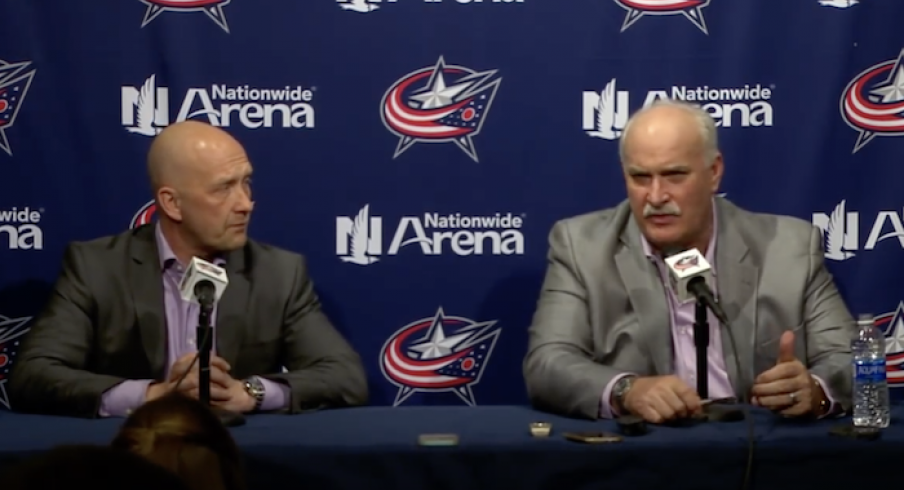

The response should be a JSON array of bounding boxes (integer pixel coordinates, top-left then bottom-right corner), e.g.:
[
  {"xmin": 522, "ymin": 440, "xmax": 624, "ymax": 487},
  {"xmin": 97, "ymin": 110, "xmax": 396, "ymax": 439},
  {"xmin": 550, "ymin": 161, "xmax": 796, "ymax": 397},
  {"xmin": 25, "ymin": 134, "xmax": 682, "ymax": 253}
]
[{"xmin": 643, "ymin": 202, "xmax": 681, "ymax": 217}]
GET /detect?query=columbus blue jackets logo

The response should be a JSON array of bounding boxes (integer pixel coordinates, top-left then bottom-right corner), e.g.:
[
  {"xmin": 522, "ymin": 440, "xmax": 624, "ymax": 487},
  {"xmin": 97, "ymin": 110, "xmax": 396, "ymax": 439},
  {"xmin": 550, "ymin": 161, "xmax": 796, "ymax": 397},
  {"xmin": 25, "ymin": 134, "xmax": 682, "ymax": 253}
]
[
  {"xmin": 841, "ymin": 48, "xmax": 904, "ymax": 153},
  {"xmin": 614, "ymin": 0, "xmax": 710, "ymax": 34},
  {"xmin": 0, "ymin": 60, "xmax": 36, "ymax": 157},
  {"xmin": 380, "ymin": 308, "xmax": 502, "ymax": 406},
  {"xmin": 673, "ymin": 255, "xmax": 699, "ymax": 270},
  {"xmin": 0, "ymin": 314, "xmax": 32, "ymax": 410},
  {"xmin": 130, "ymin": 200, "xmax": 157, "ymax": 228},
  {"xmin": 380, "ymin": 57, "xmax": 502, "ymax": 163},
  {"xmin": 140, "ymin": 0, "xmax": 231, "ymax": 33},
  {"xmin": 878, "ymin": 302, "xmax": 904, "ymax": 387}
]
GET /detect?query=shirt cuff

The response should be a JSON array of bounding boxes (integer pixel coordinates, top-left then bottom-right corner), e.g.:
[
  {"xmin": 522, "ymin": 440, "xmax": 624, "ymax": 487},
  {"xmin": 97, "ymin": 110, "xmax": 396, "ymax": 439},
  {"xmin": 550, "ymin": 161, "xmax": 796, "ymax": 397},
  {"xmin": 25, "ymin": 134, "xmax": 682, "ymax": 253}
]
[
  {"xmin": 811, "ymin": 375, "xmax": 839, "ymax": 418},
  {"xmin": 258, "ymin": 377, "xmax": 290, "ymax": 412},
  {"xmin": 599, "ymin": 373, "xmax": 633, "ymax": 419},
  {"xmin": 98, "ymin": 380, "xmax": 153, "ymax": 418}
]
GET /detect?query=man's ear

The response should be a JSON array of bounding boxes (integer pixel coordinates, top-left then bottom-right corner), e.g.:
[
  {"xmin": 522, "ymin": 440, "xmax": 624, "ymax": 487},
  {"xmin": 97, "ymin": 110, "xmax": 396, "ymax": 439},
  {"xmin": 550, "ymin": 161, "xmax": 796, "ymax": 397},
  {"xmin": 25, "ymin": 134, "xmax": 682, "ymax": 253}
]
[
  {"xmin": 156, "ymin": 187, "xmax": 182, "ymax": 222},
  {"xmin": 710, "ymin": 152, "xmax": 724, "ymax": 192}
]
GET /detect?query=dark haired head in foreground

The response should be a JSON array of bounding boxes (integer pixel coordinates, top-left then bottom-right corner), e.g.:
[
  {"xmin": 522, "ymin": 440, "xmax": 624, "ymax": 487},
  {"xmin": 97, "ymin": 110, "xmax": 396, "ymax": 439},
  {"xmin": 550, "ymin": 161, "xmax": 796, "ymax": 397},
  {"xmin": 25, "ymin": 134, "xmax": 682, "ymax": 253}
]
[
  {"xmin": 1, "ymin": 444, "xmax": 189, "ymax": 490},
  {"xmin": 111, "ymin": 392, "xmax": 245, "ymax": 490}
]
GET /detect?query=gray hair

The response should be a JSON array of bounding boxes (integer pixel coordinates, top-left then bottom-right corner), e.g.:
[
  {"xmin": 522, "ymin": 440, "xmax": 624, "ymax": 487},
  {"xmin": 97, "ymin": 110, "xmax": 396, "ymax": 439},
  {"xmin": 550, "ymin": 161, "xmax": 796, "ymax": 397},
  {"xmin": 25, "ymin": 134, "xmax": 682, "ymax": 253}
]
[{"xmin": 618, "ymin": 99, "xmax": 719, "ymax": 167}]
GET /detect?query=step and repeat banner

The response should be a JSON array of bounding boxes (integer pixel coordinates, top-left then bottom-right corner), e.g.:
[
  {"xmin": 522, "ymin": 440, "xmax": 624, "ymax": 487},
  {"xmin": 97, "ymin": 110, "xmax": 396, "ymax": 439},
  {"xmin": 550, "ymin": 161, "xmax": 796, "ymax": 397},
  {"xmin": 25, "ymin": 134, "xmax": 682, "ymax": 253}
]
[{"xmin": 0, "ymin": 0, "xmax": 901, "ymax": 410}]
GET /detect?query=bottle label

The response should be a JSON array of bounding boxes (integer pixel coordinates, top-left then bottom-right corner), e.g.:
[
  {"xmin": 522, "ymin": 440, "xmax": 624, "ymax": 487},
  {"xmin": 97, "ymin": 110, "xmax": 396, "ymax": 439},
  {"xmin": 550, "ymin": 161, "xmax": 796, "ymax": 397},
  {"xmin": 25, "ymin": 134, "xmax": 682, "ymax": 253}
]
[{"xmin": 855, "ymin": 360, "xmax": 886, "ymax": 383}]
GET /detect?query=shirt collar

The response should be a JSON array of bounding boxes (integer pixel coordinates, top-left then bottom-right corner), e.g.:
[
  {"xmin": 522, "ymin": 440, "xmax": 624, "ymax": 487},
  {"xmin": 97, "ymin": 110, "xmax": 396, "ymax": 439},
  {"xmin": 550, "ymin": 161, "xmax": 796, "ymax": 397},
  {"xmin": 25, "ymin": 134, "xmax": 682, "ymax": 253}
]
[
  {"xmin": 640, "ymin": 199, "xmax": 718, "ymax": 266},
  {"xmin": 154, "ymin": 222, "xmax": 226, "ymax": 271}
]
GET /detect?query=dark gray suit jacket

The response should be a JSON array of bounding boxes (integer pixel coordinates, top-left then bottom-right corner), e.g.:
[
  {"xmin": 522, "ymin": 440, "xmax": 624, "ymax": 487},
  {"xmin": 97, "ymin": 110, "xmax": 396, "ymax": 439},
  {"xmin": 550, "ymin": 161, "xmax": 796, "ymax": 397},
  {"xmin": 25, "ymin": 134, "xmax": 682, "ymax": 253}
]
[
  {"xmin": 524, "ymin": 197, "xmax": 854, "ymax": 419},
  {"xmin": 9, "ymin": 225, "xmax": 368, "ymax": 418}
]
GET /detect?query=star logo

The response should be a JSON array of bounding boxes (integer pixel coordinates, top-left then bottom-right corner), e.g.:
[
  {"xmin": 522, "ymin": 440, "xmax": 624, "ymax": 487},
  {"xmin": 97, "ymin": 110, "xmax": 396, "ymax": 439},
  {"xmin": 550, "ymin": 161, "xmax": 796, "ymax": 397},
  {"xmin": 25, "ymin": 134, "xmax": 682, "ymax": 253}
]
[
  {"xmin": 876, "ymin": 302, "xmax": 904, "ymax": 387},
  {"xmin": 0, "ymin": 314, "xmax": 32, "ymax": 410},
  {"xmin": 818, "ymin": 0, "xmax": 858, "ymax": 7},
  {"xmin": 380, "ymin": 57, "xmax": 502, "ymax": 163},
  {"xmin": 337, "ymin": 0, "xmax": 380, "ymax": 12},
  {"xmin": 614, "ymin": 0, "xmax": 711, "ymax": 34},
  {"xmin": 0, "ymin": 60, "xmax": 36, "ymax": 157},
  {"xmin": 379, "ymin": 308, "xmax": 502, "ymax": 406},
  {"xmin": 140, "ymin": 0, "xmax": 231, "ymax": 33},
  {"xmin": 841, "ymin": 48, "xmax": 904, "ymax": 153}
]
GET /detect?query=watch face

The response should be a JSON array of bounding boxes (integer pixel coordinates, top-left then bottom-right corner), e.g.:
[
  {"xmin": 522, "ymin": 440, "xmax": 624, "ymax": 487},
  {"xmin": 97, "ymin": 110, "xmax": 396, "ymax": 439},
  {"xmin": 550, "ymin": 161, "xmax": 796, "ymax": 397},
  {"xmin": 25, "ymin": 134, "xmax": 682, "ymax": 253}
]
[
  {"xmin": 246, "ymin": 379, "xmax": 264, "ymax": 397},
  {"xmin": 617, "ymin": 378, "xmax": 631, "ymax": 395}
]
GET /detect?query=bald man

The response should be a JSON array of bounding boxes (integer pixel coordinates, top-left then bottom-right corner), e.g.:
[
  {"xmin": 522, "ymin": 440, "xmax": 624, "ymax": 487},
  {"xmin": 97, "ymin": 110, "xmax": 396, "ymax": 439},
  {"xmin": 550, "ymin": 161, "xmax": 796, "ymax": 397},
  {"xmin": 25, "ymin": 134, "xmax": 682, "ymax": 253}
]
[
  {"xmin": 9, "ymin": 121, "xmax": 368, "ymax": 418},
  {"xmin": 523, "ymin": 100, "xmax": 853, "ymax": 422}
]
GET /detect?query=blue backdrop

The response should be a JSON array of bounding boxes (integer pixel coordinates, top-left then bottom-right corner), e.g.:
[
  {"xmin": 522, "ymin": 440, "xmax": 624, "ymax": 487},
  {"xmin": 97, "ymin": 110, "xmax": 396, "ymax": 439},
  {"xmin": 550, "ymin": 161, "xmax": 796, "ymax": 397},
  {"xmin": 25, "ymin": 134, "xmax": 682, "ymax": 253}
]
[{"xmin": 0, "ymin": 0, "xmax": 900, "ymax": 410}]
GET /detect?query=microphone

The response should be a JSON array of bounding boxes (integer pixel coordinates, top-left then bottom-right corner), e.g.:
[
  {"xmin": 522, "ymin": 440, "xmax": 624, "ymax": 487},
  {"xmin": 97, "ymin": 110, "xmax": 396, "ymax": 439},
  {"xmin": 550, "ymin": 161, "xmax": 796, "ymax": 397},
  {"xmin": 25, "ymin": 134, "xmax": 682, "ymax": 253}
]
[
  {"xmin": 663, "ymin": 248, "xmax": 728, "ymax": 325},
  {"xmin": 178, "ymin": 257, "xmax": 229, "ymax": 307},
  {"xmin": 663, "ymin": 247, "xmax": 753, "ymax": 490},
  {"xmin": 170, "ymin": 256, "xmax": 244, "ymax": 427}
]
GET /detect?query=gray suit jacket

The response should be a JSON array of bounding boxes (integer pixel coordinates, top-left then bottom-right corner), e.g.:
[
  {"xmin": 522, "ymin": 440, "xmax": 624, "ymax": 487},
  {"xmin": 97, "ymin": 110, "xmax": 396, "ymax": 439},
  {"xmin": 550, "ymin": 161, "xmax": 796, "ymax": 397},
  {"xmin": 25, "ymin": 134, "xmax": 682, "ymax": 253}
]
[
  {"xmin": 523, "ymin": 197, "xmax": 853, "ymax": 419},
  {"xmin": 9, "ymin": 225, "xmax": 368, "ymax": 418}
]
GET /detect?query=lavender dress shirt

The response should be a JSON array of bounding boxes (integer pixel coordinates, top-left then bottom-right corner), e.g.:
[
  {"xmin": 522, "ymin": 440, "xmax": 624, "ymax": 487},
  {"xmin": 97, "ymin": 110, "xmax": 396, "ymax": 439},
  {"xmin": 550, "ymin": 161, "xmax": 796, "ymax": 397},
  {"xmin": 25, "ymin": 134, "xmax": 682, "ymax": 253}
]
[
  {"xmin": 98, "ymin": 224, "xmax": 289, "ymax": 417},
  {"xmin": 600, "ymin": 209, "xmax": 837, "ymax": 418}
]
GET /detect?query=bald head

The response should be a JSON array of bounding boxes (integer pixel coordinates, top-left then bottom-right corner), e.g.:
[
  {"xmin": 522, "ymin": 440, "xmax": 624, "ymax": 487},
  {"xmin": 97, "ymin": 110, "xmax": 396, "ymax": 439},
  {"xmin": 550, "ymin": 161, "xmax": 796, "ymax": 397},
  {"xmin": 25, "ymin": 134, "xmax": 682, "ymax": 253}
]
[
  {"xmin": 619, "ymin": 100, "xmax": 719, "ymax": 167},
  {"xmin": 147, "ymin": 121, "xmax": 244, "ymax": 192},
  {"xmin": 146, "ymin": 120, "xmax": 254, "ymax": 260}
]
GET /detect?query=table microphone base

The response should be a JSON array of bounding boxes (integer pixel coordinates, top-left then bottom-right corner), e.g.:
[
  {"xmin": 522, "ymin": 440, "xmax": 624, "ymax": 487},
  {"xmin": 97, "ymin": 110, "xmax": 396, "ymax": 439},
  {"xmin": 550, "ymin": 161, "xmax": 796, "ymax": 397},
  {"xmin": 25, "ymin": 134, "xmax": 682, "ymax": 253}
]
[
  {"xmin": 702, "ymin": 404, "xmax": 744, "ymax": 423},
  {"xmin": 212, "ymin": 408, "xmax": 246, "ymax": 427}
]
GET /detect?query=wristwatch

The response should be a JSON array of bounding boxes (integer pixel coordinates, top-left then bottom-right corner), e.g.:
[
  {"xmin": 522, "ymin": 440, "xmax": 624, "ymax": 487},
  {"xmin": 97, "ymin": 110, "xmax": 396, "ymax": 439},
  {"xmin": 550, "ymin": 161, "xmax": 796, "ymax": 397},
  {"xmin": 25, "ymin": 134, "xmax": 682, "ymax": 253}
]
[
  {"xmin": 612, "ymin": 375, "xmax": 637, "ymax": 414},
  {"xmin": 243, "ymin": 376, "xmax": 265, "ymax": 412},
  {"xmin": 812, "ymin": 375, "xmax": 830, "ymax": 416}
]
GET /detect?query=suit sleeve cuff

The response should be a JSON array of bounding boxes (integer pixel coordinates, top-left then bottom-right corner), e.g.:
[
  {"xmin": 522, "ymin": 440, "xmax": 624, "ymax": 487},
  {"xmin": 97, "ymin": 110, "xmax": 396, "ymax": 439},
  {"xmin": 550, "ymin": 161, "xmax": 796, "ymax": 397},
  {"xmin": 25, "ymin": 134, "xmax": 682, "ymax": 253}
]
[
  {"xmin": 98, "ymin": 380, "xmax": 152, "ymax": 418},
  {"xmin": 599, "ymin": 373, "xmax": 633, "ymax": 419},
  {"xmin": 811, "ymin": 375, "xmax": 840, "ymax": 418},
  {"xmin": 258, "ymin": 377, "xmax": 290, "ymax": 412}
]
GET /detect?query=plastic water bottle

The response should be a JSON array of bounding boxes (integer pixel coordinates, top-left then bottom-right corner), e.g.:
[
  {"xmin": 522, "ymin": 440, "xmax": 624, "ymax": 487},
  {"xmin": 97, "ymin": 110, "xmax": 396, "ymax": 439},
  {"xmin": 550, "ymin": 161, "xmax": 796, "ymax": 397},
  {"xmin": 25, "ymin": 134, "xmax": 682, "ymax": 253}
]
[{"xmin": 852, "ymin": 313, "xmax": 890, "ymax": 428}]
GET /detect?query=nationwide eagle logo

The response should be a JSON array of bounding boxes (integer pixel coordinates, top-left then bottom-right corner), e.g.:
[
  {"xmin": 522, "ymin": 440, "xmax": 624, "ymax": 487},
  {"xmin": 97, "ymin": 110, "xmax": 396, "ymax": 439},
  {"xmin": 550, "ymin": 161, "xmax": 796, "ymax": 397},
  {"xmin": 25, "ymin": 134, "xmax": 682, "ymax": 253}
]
[
  {"xmin": 0, "ymin": 60, "xmax": 36, "ymax": 156},
  {"xmin": 614, "ymin": 0, "xmax": 711, "ymax": 34},
  {"xmin": 380, "ymin": 308, "xmax": 502, "ymax": 406},
  {"xmin": 380, "ymin": 57, "xmax": 502, "ymax": 163},
  {"xmin": 841, "ymin": 48, "xmax": 904, "ymax": 153},
  {"xmin": 0, "ymin": 314, "xmax": 32, "ymax": 410},
  {"xmin": 821, "ymin": 200, "xmax": 856, "ymax": 261},
  {"xmin": 140, "ymin": 0, "xmax": 231, "ymax": 33},
  {"xmin": 131, "ymin": 200, "xmax": 157, "ymax": 229}
]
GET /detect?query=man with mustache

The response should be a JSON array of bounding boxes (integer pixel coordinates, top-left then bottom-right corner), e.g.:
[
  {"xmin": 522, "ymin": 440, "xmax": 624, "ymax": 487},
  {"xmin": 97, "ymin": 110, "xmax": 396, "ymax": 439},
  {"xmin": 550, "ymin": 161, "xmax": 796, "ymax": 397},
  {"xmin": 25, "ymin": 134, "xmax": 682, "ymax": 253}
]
[
  {"xmin": 10, "ymin": 121, "xmax": 368, "ymax": 418},
  {"xmin": 523, "ymin": 101, "xmax": 852, "ymax": 423}
]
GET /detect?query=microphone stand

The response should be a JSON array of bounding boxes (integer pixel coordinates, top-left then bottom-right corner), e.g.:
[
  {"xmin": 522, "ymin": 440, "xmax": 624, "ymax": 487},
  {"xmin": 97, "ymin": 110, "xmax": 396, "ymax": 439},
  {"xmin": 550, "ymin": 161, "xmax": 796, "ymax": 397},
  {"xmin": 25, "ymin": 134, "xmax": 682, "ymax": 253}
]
[
  {"xmin": 198, "ymin": 302, "xmax": 245, "ymax": 427},
  {"xmin": 693, "ymin": 297, "xmax": 743, "ymax": 423},
  {"xmin": 694, "ymin": 299, "xmax": 709, "ymax": 399}
]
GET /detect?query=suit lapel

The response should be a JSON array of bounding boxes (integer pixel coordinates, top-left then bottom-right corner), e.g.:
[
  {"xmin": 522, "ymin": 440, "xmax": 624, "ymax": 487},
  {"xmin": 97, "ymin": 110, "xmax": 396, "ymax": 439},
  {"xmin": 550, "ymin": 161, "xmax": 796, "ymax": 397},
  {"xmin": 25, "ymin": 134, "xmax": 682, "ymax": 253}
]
[
  {"xmin": 616, "ymin": 218, "xmax": 672, "ymax": 376},
  {"xmin": 215, "ymin": 246, "xmax": 249, "ymax": 367},
  {"xmin": 714, "ymin": 200, "xmax": 759, "ymax": 397},
  {"xmin": 129, "ymin": 226, "xmax": 167, "ymax": 379}
]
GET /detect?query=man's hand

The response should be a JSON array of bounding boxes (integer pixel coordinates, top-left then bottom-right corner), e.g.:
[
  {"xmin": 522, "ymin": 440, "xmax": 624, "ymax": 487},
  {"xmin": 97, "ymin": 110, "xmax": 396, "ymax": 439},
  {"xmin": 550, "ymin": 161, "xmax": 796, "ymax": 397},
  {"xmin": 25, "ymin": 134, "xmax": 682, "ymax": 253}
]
[
  {"xmin": 751, "ymin": 331, "xmax": 823, "ymax": 416},
  {"xmin": 210, "ymin": 379, "xmax": 257, "ymax": 413},
  {"xmin": 145, "ymin": 353, "xmax": 233, "ymax": 403},
  {"xmin": 622, "ymin": 375, "xmax": 703, "ymax": 423}
]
